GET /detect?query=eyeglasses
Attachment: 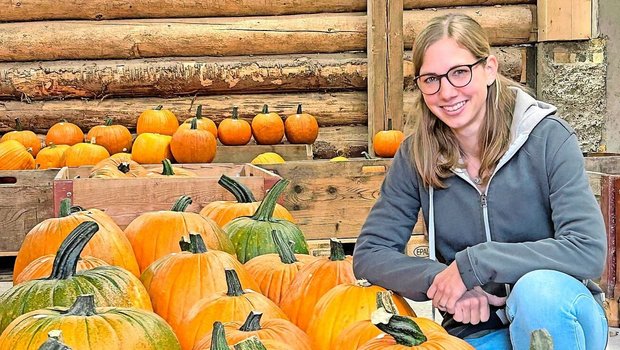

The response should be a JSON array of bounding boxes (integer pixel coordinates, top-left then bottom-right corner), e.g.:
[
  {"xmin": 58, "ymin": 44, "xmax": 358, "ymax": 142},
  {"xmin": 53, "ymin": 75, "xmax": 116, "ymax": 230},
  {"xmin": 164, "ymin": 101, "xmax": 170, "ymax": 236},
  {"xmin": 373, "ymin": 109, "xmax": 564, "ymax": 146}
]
[{"xmin": 414, "ymin": 57, "xmax": 488, "ymax": 95}]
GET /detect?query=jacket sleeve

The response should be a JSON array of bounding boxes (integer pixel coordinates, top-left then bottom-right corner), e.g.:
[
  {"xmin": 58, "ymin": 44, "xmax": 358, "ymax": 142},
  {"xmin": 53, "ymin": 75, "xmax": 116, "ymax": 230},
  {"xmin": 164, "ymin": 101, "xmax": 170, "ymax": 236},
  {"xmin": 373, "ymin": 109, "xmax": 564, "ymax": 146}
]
[
  {"xmin": 454, "ymin": 126, "xmax": 607, "ymax": 290},
  {"xmin": 353, "ymin": 138, "xmax": 447, "ymax": 301}
]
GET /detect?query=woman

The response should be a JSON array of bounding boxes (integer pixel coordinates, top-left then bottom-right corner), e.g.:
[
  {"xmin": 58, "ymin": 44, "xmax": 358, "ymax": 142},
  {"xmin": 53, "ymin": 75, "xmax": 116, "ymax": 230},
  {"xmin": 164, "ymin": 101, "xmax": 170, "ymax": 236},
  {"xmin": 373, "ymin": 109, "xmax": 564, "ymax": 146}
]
[{"xmin": 353, "ymin": 13, "xmax": 608, "ymax": 349}]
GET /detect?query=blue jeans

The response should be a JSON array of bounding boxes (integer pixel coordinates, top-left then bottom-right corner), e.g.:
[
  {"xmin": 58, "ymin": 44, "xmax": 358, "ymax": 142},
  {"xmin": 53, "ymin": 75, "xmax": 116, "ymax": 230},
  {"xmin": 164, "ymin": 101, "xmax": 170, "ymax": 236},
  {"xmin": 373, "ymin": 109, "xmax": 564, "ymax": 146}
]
[{"xmin": 464, "ymin": 270, "xmax": 608, "ymax": 350}]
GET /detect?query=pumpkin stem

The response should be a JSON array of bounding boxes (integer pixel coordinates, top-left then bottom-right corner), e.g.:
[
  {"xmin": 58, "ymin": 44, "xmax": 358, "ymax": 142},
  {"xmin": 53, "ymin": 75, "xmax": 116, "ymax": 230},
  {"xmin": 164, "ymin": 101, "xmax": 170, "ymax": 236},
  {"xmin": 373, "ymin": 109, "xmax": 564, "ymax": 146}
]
[
  {"xmin": 362, "ymin": 151, "xmax": 372, "ymax": 160},
  {"xmin": 232, "ymin": 106, "xmax": 239, "ymax": 120},
  {"xmin": 117, "ymin": 162, "xmax": 131, "ymax": 174},
  {"xmin": 190, "ymin": 117, "xmax": 198, "ymax": 130},
  {"xmin": 210, "ymin": 322, "xmax": 229, "ymax": 350},
  {"xmin": 171, "ymin": 195, "xmax": 192, "ymax": 212},
  {"xmin": 296, "ymin": 104, "xmax": 302, "ymax": 114},
  {"xmin": 104, "ymin": 118, "xmax": 113, "ymax": 127},
  {"xmin": 251, "ymin": 179, "xmax": 289, "ymax": 222},
  {"xmin": 272, "ymin": 230, "xmax": 298, "ymax": 264},
  {"xmin": 196, "ymin": 105, "xmax": 203, "ymax": 119},
  {"xmin": 371, "ymin": 308, "xmax": 427, "ymax": 346},
  {"xmin": 48, "ymin": 221, "xmax": 99, "ymax": 280},
  {"xmin": 377, "ymin": 291, "xmax": 399, "ymax": 314},
  {"xmin": 224, "ymin": 269, "xmax": 245, "ymax": 297},
  {"xmin": 239, "ymin": 311, "xmax": 263, "ymax": 332},
  {"xmin": 329, "ymin": 238, "xmax": 346, "ymax": 261},
  {"xmin": 261, "ymin": 104, "xmax": 269, "ymax": 114},
  {"xmin": 14, "ymin": 118, "xmax": 23, "ymax": 131},
  {"xmin": 39, "ymin": 330, "xmax": 71, "ymax": 350},
  {"xmin": 179, "ymin": 233, "xmax": 208, "ymax": 254},
  {"xmin": 161, "ymin": 159, "xmax": 176, "ymax": 176},
  {"xmin": 58, "ymin": 198, "xmax": 72, "ymax": 218},
  {"xmin": 530, "ymin": 329, "xmax": 554, "ymax": 350},
  {"xmin": 387, "ymin": 118, "xmax": 393, "ymax": 131},
  {"xmin": 218, "ymin": 174, "xmax": 256, "ymax": 203},
  {"xmin": 233, "ymin": 336, "xmax": 267, "ymax": 350},
  {"xmin": 64, "ymin": 294, "xmax": 97, "ymax": 317},
  {"xmin": 154, "ymin": 105, "xmax": 163, "ymax": 110},
  {"xmin": 69, "ymin": 206, "xmax": 86, "ymax": 214}
]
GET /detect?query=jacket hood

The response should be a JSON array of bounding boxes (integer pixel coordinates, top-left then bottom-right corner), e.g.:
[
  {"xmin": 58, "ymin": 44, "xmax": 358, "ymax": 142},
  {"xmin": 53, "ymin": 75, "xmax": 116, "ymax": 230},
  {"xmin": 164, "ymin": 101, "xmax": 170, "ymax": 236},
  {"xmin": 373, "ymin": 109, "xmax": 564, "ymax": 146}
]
[{"xmin": 509, "ymin": 87, "xmax": 558, "ymax": 146}]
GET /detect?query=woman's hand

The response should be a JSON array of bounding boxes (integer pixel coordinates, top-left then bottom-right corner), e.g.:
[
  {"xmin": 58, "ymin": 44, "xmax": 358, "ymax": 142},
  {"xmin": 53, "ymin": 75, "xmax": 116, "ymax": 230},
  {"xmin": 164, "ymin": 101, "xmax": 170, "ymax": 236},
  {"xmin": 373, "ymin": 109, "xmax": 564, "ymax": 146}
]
[
  {"xmin": 452, "ymin": 288, "xmax": 490, "ymax": 324},
  {"xmin": 427, "ymin": 261, "xmax": 467, "ymax": 314}
]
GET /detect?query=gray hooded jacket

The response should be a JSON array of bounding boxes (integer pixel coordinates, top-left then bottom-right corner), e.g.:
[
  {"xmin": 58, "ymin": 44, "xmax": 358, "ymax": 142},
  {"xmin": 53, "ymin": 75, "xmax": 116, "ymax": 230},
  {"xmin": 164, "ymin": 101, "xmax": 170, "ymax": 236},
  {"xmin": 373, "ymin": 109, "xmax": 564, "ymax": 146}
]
[{"xmin": 353, "ymin": 88, "xmax": 607, "ymax": 337}]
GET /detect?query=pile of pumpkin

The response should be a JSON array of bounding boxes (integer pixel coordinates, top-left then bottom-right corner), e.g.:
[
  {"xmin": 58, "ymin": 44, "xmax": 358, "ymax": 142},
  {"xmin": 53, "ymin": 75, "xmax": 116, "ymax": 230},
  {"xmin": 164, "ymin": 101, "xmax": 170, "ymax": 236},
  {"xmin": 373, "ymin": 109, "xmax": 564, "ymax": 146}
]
[
  {"xmin": 0, "ymin": 175, "xmax": 472, "ymax": 349},
  {"xmin": 0, "ymin": 103, "xmax": 319, "ymax": 170}
]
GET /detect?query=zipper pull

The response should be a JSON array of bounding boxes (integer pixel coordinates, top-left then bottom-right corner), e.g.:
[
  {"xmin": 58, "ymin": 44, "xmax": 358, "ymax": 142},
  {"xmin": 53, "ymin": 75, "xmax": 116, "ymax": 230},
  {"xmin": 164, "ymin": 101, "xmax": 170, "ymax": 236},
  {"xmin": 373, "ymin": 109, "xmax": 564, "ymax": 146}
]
[{"xmin": 480, "ymin": 194, "xmax": 487, "ymax": 208}]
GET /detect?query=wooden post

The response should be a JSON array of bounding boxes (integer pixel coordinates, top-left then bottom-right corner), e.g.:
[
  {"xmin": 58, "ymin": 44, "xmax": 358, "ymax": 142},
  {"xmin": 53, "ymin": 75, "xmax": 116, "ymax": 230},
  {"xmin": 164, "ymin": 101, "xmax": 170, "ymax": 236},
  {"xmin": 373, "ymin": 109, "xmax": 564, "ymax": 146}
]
[
  {"xmin": 538, "ymin": 0, "xmax": 592, "ymax": 41},
  {"xmin": 367, "ymin": 0, "xmax": 404, "ymax": 156}
]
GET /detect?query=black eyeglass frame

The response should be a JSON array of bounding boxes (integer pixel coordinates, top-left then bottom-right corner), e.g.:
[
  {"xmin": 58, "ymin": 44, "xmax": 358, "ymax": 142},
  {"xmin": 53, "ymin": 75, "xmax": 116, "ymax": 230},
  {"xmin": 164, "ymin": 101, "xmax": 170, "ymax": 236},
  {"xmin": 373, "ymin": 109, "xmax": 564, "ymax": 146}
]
[{"xmin": 413, "ymin": 56, "xmax": 489, "ymax": 95}]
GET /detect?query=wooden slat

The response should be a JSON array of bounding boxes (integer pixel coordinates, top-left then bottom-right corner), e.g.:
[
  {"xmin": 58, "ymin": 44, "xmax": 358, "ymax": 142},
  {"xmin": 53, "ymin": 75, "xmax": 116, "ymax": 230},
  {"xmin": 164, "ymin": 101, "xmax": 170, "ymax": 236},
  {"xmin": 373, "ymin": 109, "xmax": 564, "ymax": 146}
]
[
  {"xmin": 538, "ymin": 0, "xmax": 592, "ymax": 41},
  {"xmin": 367, "ymin": 0, "xmax": 388, "ymax": 157},
  {"xmin": 388, "ymin": 0, "xmax": 404, "ymax": 131},
  {"xmin": 0, "ymin": 0, "xmax": 536, "ymax": 22},
  {"xmin": 213, "ymin": 144, "xmax": 312, "ymax": 163},
  {"xmin": 0, "ymin": 6, "xmax": 535, "ymax": 62}
]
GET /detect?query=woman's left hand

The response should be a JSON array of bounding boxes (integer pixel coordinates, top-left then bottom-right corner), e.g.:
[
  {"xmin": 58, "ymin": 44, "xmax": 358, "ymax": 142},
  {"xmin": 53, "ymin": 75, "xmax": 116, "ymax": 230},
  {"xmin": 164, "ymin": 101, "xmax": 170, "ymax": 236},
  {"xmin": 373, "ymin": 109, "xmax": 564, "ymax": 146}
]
[{"xmin": 427, "ymin": 261, "xmax": 467, "ymax": 314}]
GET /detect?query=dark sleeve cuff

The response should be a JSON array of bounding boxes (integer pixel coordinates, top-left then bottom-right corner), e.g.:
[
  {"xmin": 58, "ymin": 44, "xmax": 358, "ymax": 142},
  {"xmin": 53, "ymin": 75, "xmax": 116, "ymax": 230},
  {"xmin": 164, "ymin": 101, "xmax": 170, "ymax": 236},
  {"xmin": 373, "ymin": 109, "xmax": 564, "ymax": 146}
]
[{"xmin": 455, "ymin": 248, "xmax": 484, "ymax": 289}]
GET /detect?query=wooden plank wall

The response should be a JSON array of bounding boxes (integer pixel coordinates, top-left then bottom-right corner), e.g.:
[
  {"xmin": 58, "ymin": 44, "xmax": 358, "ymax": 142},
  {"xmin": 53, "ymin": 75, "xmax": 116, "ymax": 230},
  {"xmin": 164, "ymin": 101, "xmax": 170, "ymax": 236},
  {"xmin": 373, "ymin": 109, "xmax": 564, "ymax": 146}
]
[{"xmin": 0, "ymin": 0, "xmax": 537, "ymax": 158}]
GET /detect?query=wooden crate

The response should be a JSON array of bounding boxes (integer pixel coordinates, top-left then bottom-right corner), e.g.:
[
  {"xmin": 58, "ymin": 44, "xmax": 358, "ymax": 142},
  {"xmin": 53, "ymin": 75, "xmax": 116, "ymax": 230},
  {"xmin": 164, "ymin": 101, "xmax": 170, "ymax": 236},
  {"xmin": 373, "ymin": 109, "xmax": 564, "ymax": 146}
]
[
  {"xmin": 53, "ymin": 163, "xmax": 280, "ymax": 230},
  {"xmin": 213, "ymin": 144, "xmax": 313, "ymax": 163},
  {"xmin": 0, "ymin": 169, "xmax": 59, "ymax": 255},
  {"xmin": 307, "ymin": 234, "xmax": 428, "ymax": 258},
  {"xmin": 256, "ymin": 158, "xmax": 425, "ymax": 240}
]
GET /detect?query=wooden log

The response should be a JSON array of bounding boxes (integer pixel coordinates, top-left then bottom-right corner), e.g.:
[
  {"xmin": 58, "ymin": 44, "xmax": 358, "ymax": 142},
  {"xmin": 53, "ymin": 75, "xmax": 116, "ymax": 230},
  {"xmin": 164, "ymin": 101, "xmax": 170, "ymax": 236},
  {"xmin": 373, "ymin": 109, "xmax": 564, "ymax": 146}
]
[
  {"xmin": 0, "ymin": 0, "xmax": 535, "ymax": 22},
  {"xmin": 0, "ymin": 6, "xmax": 535, "ymax": 62},
  {"xmin": 0, "ymin": 47, "xmax": 525, "ymax": 101}
]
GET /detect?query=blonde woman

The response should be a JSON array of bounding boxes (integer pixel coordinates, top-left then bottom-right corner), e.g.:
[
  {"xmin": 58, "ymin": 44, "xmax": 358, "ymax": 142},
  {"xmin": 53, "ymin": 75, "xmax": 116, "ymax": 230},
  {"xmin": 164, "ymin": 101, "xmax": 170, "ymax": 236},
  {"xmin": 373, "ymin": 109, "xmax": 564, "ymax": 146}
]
[{"xmin": 353, "ymin": 14, "xmax": 607, "ymax": 349}]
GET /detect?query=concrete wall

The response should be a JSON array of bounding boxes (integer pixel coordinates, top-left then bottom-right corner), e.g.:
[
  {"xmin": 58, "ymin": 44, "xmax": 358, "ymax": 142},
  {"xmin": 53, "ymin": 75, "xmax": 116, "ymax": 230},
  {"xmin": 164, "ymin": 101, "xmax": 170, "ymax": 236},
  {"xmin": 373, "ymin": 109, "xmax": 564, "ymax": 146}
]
[{"xmin": 599, "ymin": 0, "xmax": 620, "ymax": 152}]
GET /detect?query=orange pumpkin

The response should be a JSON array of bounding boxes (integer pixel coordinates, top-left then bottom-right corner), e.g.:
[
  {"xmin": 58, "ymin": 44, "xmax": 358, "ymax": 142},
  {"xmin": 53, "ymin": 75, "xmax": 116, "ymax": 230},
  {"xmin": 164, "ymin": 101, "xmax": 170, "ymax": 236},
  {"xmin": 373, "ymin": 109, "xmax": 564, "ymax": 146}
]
[
  {"xmin": 124, "ymin": 195, "xmax": 236, "ymax": 272},
  {"xmin": 358, "ymin": 308, "xmax": 474, "ymax": 350},
  {"xmin": 0, "ymin": 140, "xmax": 35, "ymax": 170},
  {"xmin": 373, "ymin": 129, "xmax": 405, "ymax": 158},
  {"xmin": 178, "ymin": 105, "xmax": 218, "ymax": 138},
  {"xmin": 200, "ymin": 174, "xmax": 294, "ymax": 227},
  {"xmin": 244, "ymin": 230, "xmax": 316, "ymax": 306},
  {"xmin": 218, "ymin": 106, "xmax": 252, "ymax": 146},
  {"xmin": 45, "ymin": 120, "xmax": 84, "ymax": 146},
  {"xmin": 35, "ymin": 144, "xmax": 70, "ymax": 169},
  {"xmin": 194, "ymin": 311, "xmax": 312, "ymax": 350},
  {"xmin": 136, "ymin": 105, "xmax": 179, "ymax": 136},
  {"xmin": 14, "ymin": 255, "xmax": 108, "ymax": 285},
  {"xmin": 307, "ymin": 280, "xmax": 417, "ymax": 350},
  {"xmin": 86, "ymin": 118, "xmax": 133, "ymax": 155},
  {"xmin": 13, "ymin": 198, "xmax": 141, "ymax": 281},
  {"xmin": 131, "ymin": 132, "xmax": 173, "ymax": 164},
  {"xmin": 251, "ymin": 105, "xmax": 284, "ymax": 145},
  {"xmin": 62, "ymin": 141, "xmax": 110, "ymax": 167},
  {"xmin": 178, "ymin": 269, "xmax": 288, "ymax": 350},
  {"xmin": 171, "ymin": 117, "xmax": 217, "ymax": 163},
  {"xmin": 284, "ymin": 104, "xmax": 319, "ymax": 144},
  {"xmin": 279, "ymin": 239, "xmax": 356, "ymax": 331},
  {"xmin": 0, "ymin": 118, "xmax": 41, "ymax": 156},
  {"xmin": 145, "ymin": 159, "xmax": 197, "ymax": 177},
  {"xmin": 90, "ymin": 155, "xmax": 148, "ymax": 178},
  {"xmin": 141, "ymin": 234, "xmax": 259, "ymax": 333}
]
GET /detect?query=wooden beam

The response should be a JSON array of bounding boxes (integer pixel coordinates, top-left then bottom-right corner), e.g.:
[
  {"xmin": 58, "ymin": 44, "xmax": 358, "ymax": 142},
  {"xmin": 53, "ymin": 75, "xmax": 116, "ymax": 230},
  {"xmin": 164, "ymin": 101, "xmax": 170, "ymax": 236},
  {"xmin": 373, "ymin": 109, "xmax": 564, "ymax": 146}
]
[
  {"xmin": 388, "ymin": 0, "xmax": 404, "ymax": 132},
  {"xmin": 367, "ymin": 0, "xmax": 388, "ymax": 156},
  {"xmin": 0, "ymin": 6, "xmax": 535, "ymax": 62},
  {"xmin": 538, "ymin": 0, "xmax": 592, "ymax": 41},
  {"xmin": 0, "ymin": 0, "xmax": 535, "ymax": 22}
]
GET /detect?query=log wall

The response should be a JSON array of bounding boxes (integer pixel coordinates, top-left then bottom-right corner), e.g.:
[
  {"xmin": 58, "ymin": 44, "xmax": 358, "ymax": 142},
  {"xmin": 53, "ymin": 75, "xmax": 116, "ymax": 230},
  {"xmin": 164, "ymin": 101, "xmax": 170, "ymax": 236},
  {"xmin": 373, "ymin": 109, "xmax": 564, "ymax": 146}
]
[{"xmin": 0, "ymin": 0, "xmax": 537, "ymax": 158}]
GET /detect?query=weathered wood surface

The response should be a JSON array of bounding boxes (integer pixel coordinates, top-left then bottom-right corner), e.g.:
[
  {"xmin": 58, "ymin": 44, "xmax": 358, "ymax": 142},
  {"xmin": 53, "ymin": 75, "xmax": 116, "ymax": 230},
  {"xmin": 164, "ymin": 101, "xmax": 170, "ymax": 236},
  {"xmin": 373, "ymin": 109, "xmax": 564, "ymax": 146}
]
[
  {"xmin": 0, "ymin": 169, "xmax": 58, "ymax": 254},
  {"xmin": 0, "ymin": 47, "xmax": 525, "ymax": 100},
  {"xmin": 0, "ymin": 0, "xmax": 536, "ymax": 21},
  {"xmin": 0, "ymin": 6, "xmax": 535, "ymax": 62},
  {"xmin": 213, "ymin": 144, "xmax": 313, "ymax": 163}
]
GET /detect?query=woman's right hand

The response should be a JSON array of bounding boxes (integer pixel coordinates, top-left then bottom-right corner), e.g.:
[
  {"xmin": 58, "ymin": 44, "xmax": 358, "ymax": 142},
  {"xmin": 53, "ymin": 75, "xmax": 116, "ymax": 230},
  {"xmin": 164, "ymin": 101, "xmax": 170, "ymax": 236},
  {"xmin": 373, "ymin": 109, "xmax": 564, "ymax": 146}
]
[{"xmin": 451, "ymin": 286, "xmax": 506, "ymax": 325}]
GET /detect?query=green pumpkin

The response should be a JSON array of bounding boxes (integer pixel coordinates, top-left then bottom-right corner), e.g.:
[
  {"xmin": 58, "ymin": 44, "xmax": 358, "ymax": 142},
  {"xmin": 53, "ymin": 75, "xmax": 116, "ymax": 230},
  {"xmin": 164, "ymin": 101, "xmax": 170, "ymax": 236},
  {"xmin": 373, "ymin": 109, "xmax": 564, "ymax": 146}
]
[
  {"xmin": 0, "ymin": 222, "xmax": 152, "ymax": 333},
  {"xmin": 223, "ymin": 179, "xmax": 309, "ymax": 263}
]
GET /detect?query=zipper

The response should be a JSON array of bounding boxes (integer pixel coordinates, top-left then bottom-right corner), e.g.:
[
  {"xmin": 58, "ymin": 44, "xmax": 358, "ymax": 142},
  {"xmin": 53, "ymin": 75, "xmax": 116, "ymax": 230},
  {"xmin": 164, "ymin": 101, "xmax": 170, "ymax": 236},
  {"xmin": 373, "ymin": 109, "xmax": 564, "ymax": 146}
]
[{"xmin": 480, "ymin": 193, "xmax": 492, "ymax": 242}]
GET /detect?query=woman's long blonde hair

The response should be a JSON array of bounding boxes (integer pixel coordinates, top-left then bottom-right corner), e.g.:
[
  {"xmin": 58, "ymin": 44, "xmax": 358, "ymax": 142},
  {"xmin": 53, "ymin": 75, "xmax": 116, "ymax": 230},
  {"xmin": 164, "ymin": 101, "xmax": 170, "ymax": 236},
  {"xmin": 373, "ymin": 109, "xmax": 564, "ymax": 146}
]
[{"xmin": 411, "ymin": 14, "xmax": 520, "ymax": 189}]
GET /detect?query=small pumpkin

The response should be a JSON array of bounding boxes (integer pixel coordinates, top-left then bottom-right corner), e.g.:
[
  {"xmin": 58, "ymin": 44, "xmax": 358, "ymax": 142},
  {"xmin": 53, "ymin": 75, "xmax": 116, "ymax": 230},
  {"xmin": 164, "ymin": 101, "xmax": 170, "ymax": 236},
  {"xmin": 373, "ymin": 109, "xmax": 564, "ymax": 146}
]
[
  {"xmin": 0, "ymin": 139, "xmax": 35, "ymax": 170},
  {"xmin": 171, "ymin": 117, "xmax": 217, "ymax": 163},
  {"xmin": 330, "ymin": 156, "xmax": 348, "ymax": 162},
  {"xmin": 136, "ymin": 105, "xmax": 179, "ymax": 136},
  {"xmin": 358, "ymin": 308, "xmax": 474, "ymax": 350},
  {"xmin": 200, "ymin": 174, "xmax": 294, "ymax": 227},
  {"xmin": 0, "ymin": 222, "xmax": 152, "ymax": 333},
  {"xmin": 178, "ymin": 104, "xmax": 218, "ymax": 138},
  {"xmin": 223, "ymin": 179, "xmax": 309, "ymax": 263},
  {"xmin": 131, "ymin": 132, "xmax": 173, "ymax": 164},
  {"xmin": 90, "ymin": 155, "xmax": 148, "ymax": 178},
  {"xmin": 178, "ymin": 269, "xmax": 288, "ymax": 350},
  {"xmin": 14, "ymin": 254, "xmax": 108, "ymax": 285},
  {"xmin": 86, "ymin": 118, "xmax": 133, "ymax": 155},
  {"xmin": 62, "ymin": 141, "xmax": 110, "ymax": 167},
  {"xmin": 218, "ymin": 106, "xmax": 252, "ymax": 146},
  {"xmin": 35, "ymin": 144, "xmax": 70, "ymax": 169},
  {"xmin": 250, "ymin": 152, "xmax": 285, "ymax": 165},
  {"xmin": 140, "ymin": 234, "xmax": 259, "ymax": 333},
  {"xmin": 124, "ymin": 195, "xmax": 236, "ymax": 272},
  {"xmin": 279, "ymin": 239, "xmax": 355, "ymax": 331},
  {"xmin": 372, "ymin": 123, "xmax": 405, "ymax": 158},
  {"xmin": 1, "ymin": 118, "xmax": 41, "ymax": 156},
  {"xmin": 145, "ymin": 158, "xmax": 197, "ymax": 177},
  {"xmin": 251, "ymin": 105, "xmax": 284, "ymax": 145},
  {"xmin": 284, "ymin": 104, "xmax": 319, "ymax": 144},
  {"xmin": 0, "ymin": 294, "xmax": 180, "ymax": 350},
  {"xmin": 45, "ymin": 121, "xmax": 84, "ymax": 146}
]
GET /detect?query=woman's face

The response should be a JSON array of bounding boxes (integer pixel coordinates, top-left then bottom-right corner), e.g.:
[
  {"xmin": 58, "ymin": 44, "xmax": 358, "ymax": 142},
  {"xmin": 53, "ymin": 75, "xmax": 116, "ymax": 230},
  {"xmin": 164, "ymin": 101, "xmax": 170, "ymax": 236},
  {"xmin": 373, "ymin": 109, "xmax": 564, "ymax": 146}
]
[{"xmin": 419, "ymin": 37, "xmax": 497, "ymax": 137}]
